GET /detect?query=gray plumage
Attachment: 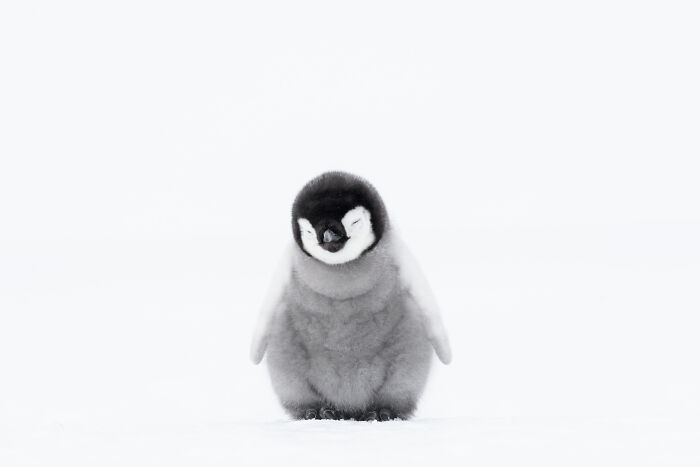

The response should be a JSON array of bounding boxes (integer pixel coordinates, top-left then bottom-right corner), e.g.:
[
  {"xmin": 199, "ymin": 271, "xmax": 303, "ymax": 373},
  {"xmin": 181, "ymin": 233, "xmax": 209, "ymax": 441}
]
[{"xmin": 251, "ymin": 172, "xmax": 451, "ymax": 421}]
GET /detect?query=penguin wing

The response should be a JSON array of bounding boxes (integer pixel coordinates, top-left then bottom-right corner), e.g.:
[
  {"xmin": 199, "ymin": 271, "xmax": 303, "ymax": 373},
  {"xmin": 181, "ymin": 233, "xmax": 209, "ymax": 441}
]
[
  {"xmin": 249, "ymin": 243, "xmax": 294, "ymax": 364},
  {"xmin": 392, "ymin": 233, "xmax": 453, "ymax": 364}
]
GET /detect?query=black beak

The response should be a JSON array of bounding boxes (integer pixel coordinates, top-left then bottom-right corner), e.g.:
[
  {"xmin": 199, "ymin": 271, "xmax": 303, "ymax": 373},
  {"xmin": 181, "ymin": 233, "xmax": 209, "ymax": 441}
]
[
  {"xmin": 323, "ymin": 229, "xmax": 342, "ymax": 243},
  {"xmin": 318, "ymin": 224, "xmax": 347, "ymax": 252}
]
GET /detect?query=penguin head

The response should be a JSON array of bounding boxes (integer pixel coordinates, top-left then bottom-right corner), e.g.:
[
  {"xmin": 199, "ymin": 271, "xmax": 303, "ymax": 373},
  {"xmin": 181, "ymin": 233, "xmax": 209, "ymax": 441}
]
[{"xmin": 291, "ymin": 171, "xmax": 388, "ymax": 265}]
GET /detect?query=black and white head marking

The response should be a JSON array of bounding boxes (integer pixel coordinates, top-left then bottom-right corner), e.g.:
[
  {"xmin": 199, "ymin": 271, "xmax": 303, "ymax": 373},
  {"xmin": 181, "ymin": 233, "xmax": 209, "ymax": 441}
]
[{"xmin": 291, "ymin": 171, "xmax": 388, "ymax": 265}]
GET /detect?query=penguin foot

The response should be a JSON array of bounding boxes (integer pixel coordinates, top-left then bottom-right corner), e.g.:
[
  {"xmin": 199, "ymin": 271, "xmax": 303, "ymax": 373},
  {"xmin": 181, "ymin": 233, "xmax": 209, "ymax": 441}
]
[
  {"xmin": 362, "ymin": 410, "xmax": 378, "ymax": 422},
  {"xmin": 359, "ymin": 409, "xmax": 395, "ymax": 421},
  {"xmin": 319, "ymin": 407, "xmax": 338, "ymax": 420},
  {"xmin": 301, "ymin": 406, "xmax": 397, "ymax": 421},
  {"xmin": 378, "ymin": 408, "xmax": 393, "ymax": 421}
]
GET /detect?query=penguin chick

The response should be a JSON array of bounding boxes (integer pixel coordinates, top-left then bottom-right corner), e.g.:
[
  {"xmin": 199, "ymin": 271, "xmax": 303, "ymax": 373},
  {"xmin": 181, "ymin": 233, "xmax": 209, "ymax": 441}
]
[{"xmin": 250, "ymin": 171, "xmax": 451, "ymax": 421}]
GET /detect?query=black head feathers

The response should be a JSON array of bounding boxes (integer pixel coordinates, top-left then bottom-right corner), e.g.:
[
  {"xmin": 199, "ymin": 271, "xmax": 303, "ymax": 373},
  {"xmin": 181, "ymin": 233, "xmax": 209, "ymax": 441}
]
[{"xmin": 291, "ymin": 171, "xmax": 388, "ymax": 255}]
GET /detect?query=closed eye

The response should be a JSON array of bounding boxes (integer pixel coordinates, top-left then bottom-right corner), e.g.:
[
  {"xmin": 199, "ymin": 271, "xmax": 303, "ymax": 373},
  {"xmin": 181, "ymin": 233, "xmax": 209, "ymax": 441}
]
[{"xmin": 351, "ymin": 219, "xmax": 360, "ymax": 226}]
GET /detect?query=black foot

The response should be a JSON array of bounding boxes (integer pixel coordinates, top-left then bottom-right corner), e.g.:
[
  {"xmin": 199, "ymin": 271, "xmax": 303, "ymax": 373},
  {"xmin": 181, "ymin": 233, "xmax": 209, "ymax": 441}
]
[
  {"xmin": 378, "ymin": 408, "xmax": 392, "ymax": 421},
  {"xmin": 362, "ymin": 410, "xmax": 378, "ymax": 421},
  {"xmin": 304, "ymin": 408, "xmax": 318, "ymax": 420},
  {"xmin": 319, "ymin": 407, "xmax": 337, "ymax": 420}
]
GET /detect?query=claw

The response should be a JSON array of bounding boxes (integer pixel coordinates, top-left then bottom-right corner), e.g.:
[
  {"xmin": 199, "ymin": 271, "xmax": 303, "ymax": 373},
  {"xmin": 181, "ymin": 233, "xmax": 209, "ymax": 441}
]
[
  {"xmin": 304, "ymin": 408, "xmax": 318, "ymax": 420},
  {"xmin": 319, "ymin": 407, "xmax": 337, "ymax": 420},
  {"xmin": 363, "ymin": 410, "xmax": 378, "ymax": 422},
  {"xmin": 378, "ymin": 408, "xmax": 392, "ymax": 421}
]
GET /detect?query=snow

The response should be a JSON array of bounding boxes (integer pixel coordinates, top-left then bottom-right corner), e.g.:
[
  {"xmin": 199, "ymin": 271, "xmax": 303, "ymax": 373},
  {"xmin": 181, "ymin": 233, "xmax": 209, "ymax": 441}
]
[
  {"xmin": 5, "ymin": 417, "xmax": 700, "ymax": 466},
  {"xmin": 2, "ymin": 0, "xmax": 700, "ymax": 465}
]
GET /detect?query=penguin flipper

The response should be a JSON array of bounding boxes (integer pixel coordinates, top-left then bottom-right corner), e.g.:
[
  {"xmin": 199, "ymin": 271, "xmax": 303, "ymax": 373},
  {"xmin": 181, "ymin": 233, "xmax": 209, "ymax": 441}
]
[
  {"xmin": 391, "ymin": 232, "xmax": 453, "ymax": 365},
  {"xmin": 249, "ymin": 243, "xmax": 293, "ymax": 364}
]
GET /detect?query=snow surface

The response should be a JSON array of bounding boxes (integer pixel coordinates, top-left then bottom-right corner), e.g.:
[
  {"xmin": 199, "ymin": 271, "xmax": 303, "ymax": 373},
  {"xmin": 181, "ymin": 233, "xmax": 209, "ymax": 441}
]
[
  {"xmin": 2, "ymin": 0, "xmax": 700, "ymax": 465},
  {"xmin": 4, "ymin": 417, "xmax": 700, "ymax": 466}
]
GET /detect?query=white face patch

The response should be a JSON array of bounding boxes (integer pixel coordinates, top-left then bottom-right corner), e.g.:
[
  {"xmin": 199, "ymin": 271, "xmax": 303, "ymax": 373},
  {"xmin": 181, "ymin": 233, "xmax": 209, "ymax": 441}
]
[{"xmin": 297, "ymin": 206, "xmax": 376, "ymax": 265}]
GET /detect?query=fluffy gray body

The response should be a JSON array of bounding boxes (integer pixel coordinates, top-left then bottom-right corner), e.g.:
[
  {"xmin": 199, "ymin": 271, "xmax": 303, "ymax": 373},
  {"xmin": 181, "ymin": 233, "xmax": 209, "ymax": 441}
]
[
  {"xmin": 251, "ymin": 171, "xmax": 451, "ymax": 421},
  {"xmin": 265, "ymin": 234, "xmax": 432, "ymax": 419}
]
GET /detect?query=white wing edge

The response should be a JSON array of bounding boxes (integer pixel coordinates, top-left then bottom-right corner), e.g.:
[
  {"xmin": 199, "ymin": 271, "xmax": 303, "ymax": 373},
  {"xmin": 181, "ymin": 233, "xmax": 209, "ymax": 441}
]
[
  {"xmin": 249, "ymin": 243, "xmax": 294, "ymax": 364},
  {"xmin": 391, "ymin": 232, "xmax": 453, "ymax": 364}
]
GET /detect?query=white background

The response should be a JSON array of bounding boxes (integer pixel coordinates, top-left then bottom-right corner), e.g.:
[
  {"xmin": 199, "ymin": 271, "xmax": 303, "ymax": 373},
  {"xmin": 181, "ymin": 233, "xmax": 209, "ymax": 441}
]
[{"xmin": 1, "ymin": 1, "xmax": 699, "ymax": 465}]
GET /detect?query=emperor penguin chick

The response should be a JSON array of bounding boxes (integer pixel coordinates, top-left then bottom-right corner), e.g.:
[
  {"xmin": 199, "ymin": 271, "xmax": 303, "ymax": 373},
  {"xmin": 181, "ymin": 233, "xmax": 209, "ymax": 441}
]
[{"xmin": 250, "ymin": 171, "xmax": 451, "ymax": 421}]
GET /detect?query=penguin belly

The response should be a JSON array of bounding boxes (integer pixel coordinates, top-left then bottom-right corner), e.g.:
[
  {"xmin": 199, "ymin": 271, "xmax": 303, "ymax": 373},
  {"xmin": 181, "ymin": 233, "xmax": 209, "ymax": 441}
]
[
  {"xmin": 308, "ymin": 306, "xmax": 396, "ymax": 406},
  {"xmin": 286, "ymin": 285, "xmax": 417, "ymax": 410}
]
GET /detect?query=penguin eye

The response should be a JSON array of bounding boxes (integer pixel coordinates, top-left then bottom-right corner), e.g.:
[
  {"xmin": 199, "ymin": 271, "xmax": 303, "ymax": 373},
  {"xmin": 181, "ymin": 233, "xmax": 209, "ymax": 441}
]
[{"xmin": 351, "ymin": 219, "xmax": 360, "ymax": 226}]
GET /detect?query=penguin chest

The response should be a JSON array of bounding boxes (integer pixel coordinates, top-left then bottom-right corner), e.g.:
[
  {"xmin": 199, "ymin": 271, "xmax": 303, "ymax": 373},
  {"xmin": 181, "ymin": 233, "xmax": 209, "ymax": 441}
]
[
  {"xmin": 292, "ymin": 297, "xmax": 402, "ymax": 354},
  {"xmin": 286, "ymin": 267, "xmax": 402, "ymax": 354},
  {"xmin": 287, "ymin": 286, "xmax": 406, "ymax": 404}
]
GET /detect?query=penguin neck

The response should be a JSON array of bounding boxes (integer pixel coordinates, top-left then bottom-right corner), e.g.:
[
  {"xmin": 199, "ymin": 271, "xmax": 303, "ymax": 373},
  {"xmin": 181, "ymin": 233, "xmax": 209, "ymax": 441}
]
[{"xmin": 292, "ymin": 238, "xmax": 392, "ymax": 300}]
